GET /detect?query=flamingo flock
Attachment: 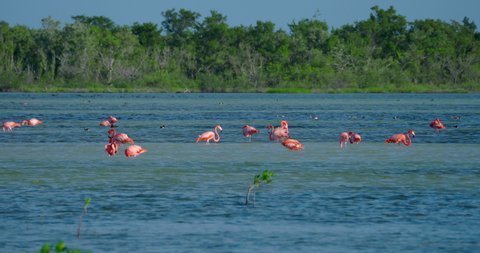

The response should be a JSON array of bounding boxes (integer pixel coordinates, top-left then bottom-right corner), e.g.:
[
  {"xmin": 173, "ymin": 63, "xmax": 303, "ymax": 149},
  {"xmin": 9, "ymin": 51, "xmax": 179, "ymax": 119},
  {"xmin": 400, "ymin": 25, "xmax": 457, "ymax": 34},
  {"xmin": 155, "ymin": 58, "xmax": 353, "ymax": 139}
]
[
  {"xmin": 3, "ymin": 114, "xmax": 454, "ymax": 155},
  {"xmin": 194, "ymin": 119, "xmax": 304, "ymax": 151},
  {"xmin": 193, "ymin": 116, "xmax": 450, "ymax": 151},
  {"xmin": 2, "ymin": 118, "xmax": 43, "ymax": 132},
  {"xmin": 338, "ymin": 131, "xmax": 362, "ymax": 149},
  {"xmin": 100, "ymin": 116, "xmax": 147, "ymax": 158},
  {"xmin": 99, "ymin": 116, "xmax": 118, "ymax": 128}
]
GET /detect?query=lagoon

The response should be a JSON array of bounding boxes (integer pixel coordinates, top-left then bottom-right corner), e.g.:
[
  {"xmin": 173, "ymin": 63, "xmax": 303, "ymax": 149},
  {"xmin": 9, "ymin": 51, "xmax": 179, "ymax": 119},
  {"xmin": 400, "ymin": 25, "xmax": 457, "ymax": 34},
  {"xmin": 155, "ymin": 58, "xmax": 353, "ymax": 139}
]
[{"xmin": 1, "ymin": 93, "xmax": 479, "ymax": 252}]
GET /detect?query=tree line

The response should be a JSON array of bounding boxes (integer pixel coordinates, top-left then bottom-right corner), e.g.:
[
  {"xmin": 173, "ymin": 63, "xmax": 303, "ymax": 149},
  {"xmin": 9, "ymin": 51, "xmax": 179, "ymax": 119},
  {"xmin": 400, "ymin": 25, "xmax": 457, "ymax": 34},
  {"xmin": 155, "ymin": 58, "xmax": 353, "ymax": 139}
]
[{"xmin": 0, "ymin": 6, "xmax": 479, "ymax": 92}]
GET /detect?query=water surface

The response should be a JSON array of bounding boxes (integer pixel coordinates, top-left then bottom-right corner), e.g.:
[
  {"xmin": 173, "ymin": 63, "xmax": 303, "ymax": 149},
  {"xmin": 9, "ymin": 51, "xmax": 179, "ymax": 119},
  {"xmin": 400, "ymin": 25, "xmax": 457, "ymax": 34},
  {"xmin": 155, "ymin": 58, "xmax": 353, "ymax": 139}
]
[{"xmin": 1, "ymin": 93, "xmax": 479, "ymax": 252}]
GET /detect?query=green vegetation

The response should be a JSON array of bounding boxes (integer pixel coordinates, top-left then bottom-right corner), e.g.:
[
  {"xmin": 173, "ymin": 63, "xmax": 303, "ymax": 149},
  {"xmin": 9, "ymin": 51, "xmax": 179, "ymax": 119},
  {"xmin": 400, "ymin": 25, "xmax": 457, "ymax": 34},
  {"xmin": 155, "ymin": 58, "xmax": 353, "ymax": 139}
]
[
  {"xmin": 76, "ymin": 197, "xmax": 91, "ymax": 239},
  {"xmin": 0, "ymin": 6, "xmax": 479, "ymax": 92},
  {"xmin": 246, "ymin": 170, "xmax": 273, "ymax": 207},
  {"xmin": 266, "ymin": 87, "xmax": 312, "ymax": 93},
  {"xmin": 39, "ymin": 241, "xmax": 90, "ymax": 253}
]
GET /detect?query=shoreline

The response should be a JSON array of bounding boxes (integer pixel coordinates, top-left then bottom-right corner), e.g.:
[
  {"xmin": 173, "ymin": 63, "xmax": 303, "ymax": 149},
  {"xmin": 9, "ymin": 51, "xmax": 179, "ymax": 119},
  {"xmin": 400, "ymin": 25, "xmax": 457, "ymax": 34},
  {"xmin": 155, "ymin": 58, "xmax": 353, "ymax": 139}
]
[{"xmin": 0, "ymin": 86, "xmax": 477, "ymax": 93}]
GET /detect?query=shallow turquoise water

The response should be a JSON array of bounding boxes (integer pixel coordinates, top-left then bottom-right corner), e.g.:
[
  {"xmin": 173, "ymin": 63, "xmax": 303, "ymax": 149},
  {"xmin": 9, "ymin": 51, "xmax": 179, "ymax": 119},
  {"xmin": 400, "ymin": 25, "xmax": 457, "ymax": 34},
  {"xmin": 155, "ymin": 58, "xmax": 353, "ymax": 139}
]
[{"xmin": 1, "ymin": 93, "xmax": 479, "ymax": 252}]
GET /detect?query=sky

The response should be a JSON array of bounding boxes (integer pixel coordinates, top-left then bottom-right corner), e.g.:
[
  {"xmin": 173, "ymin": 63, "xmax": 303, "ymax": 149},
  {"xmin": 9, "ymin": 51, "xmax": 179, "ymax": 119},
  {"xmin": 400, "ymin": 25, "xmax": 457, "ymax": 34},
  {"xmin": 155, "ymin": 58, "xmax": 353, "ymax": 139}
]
[{"xmin": 1, "ymin": 0, "xmax": 479, "ymax": 31}]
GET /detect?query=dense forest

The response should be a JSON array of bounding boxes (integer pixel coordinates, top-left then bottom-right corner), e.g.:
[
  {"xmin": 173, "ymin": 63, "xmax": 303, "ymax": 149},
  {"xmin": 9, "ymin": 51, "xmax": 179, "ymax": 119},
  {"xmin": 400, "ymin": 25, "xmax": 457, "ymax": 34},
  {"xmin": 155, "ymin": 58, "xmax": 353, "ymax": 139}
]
[{"xmin": 0, "ymin": 6, "xmax": 479, "ymax": 92}]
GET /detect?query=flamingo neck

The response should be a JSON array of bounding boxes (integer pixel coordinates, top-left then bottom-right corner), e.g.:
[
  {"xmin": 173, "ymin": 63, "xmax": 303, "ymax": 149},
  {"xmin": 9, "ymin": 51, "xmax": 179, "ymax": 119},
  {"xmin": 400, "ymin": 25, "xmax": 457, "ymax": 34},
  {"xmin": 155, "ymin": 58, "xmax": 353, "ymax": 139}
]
[
  {"xmin": 108, "ymin": 129, "xmax": 116, "ymax": 143},
  {"xmin": 266, "ymin": 126, "xmax": 273, "ymax": 140},
  {"xmin": 213, "ymin": 127, "xmax": 220, "ymax": 142},
  {"xmin": 403, "ymin": 134, "xmax": 412, "ymax": 146}
]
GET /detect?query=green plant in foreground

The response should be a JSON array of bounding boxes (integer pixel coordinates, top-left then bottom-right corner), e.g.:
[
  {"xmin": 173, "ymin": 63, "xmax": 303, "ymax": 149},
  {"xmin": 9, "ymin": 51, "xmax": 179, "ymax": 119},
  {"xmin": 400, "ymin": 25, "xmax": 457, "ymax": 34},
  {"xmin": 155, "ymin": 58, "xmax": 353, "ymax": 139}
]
[
  {"xmin": 39, "ymin": 241, "xmax": 88, "ymax": 253},
  {"xmin": 76, "ymin": 198, "xmax": 91, "ymax": 239},
  {"xmin": 245, "ymin": 170, "xmax": 273, "ymax": 207}
]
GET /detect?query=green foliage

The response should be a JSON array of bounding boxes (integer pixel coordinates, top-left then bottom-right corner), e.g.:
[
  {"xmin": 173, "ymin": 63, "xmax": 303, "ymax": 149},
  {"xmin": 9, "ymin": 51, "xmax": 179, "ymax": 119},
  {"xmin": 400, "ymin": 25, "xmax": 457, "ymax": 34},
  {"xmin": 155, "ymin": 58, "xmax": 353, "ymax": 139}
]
[
  {"xmin": 131, "ymin": 22, "xmax": 163, "ymax": 48},
  {"xmin": 39, "ymin": 241, "xmax": 89, "ymax": 253},
  {"xmin": 253, "ymin": 170, "xmax": 273, "ymax": 186},
  {"xmin": 266, "ymin": 87, "xmax": 312, "ymax": 93},
  {"xmin": 246, "ymin": 170, "xmax": 273, "ymax": 207},
  {"xmin": 83, "ymin": 197, "xmax": 91, "ymax": 210},
  {"xmin": 0, "ymin": 6, "xmax": 479, "ymax": 92}
]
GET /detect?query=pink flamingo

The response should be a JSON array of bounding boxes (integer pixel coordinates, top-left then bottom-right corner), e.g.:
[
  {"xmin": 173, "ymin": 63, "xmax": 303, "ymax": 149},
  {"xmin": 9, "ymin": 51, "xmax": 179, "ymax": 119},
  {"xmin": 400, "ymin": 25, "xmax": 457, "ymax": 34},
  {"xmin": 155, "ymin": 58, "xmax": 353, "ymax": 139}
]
[
  {"xmin": 280, "ymin": 120, "xmax": 288, "ymax": 130},
  {"xmin": 349, "ymin": 132, "xmax": 362, "ymax": 144},
  {"xmin": 281, "ymin": 138, "xmax": 304, "ymax": 151},
  {"xmin": 339, "ymin": 132, "xmax": 349, "ymax": 149},
  {"xmin": 22, "ymin": 118, "xmax": 43, "ymax": 126},
  {"xmin": 108, "ymin": 129, "xmax": 134, "ymax": 144},
  {"xmin": 125, "ymin": 145, "xmax": 148, "ymax": 157},
  {"xmin": 105, "ymin": 142, "xmax": 119, "ymax": 156},
  {"xmin": 242, "ymin": 125, "xmax": 260, "ymax": 141},
  {"xmin": 196, "ymin": 125, "xmax": 223, "ymax": 143},
  {"xmin": 108, "ymin": 115, "xmax": 118, "ymax": 124},
  {"xmin": 267, "ymin": 120, "xmax": 289, "ymax": 141},
  {"xmin": 100, "ymin": 116, "xmax": 119, "ymax": 127},
  {"xmin": 99, "ymin": 120, "xmax": 111, "ymax": 127},
  {"xmin": 385, "ymin": 129, "xmax": 416, "ymax": 146},
  {"xmin": 266, "ymin": 125, "xmax": 289, "ymax": 141},
  {"xmin": 429, "ymin": 118, "xmax": 445, "ymax": 132},
  {"xmin": 2, "ymin": 121, "xmax": 21, "ymax": 132}
]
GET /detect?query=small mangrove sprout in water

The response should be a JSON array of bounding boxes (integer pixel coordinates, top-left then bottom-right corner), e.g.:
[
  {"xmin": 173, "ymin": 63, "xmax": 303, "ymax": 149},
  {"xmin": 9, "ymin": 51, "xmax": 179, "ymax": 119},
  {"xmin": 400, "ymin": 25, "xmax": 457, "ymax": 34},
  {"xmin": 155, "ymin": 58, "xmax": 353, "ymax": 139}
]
[
  {"xmin": 246, "ymin": 170, "xmax": 273, "ymax": 207},
  {"xmin": 76, "ymin": 197, "xmax": 91, "ymax": 239},
  {"xmin": 40, "ymin": 241, "xmax": 88, "ymax": 253}
]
